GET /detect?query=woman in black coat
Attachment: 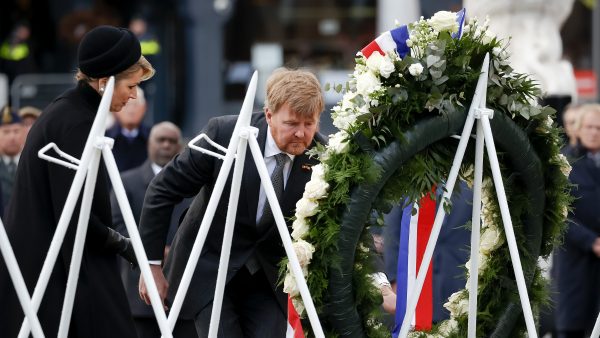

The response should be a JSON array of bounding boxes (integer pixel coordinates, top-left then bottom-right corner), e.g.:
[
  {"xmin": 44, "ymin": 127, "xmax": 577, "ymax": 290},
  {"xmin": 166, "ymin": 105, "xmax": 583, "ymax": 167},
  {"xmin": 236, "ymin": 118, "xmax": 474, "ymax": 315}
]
[
  {"xmin": 0, "ymin": 26, "xmax": 154, "ymax": 338},
  {"xmin": 553, "ymin": 104, "xmax": 600, "ymax": 338}
]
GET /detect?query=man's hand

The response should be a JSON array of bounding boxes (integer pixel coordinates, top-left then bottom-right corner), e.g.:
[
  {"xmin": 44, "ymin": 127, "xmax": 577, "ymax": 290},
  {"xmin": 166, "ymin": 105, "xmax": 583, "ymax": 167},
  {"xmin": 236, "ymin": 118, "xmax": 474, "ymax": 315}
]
[
  {"xmin": 139, "ymin": 264, "xmax": 169, "ymax": 310},
  {"xmin": 381, "ymin": 284, "xmax": 396, "ymax": 314}
]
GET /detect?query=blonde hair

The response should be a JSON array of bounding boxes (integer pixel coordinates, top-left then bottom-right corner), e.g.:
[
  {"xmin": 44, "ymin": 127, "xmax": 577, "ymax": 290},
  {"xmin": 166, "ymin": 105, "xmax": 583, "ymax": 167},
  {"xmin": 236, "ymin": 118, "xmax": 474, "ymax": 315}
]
[
  {"xmin": 75, "ymin": 55, "xmax": 155, "ymax": 82},
  {"xmin": 263, "ymin": 68, "xmax": 324, "ymax": 118},
  {"xmin": 577, "ymin": 103, "xmax": 600, "ymax": 130}
]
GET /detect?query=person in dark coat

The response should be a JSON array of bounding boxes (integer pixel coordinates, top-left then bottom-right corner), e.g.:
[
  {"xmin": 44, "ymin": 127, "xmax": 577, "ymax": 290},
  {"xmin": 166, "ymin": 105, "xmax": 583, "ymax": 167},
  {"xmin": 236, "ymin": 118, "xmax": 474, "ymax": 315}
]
[
  {"xmin": 0, "ymin": 25, "xmax": 155, "ymax": 338},
  {"xmin": 553, "ymin": 103, "xmax": 600, "ymax": 338},
  {"xmin": 0, "ymin": 106, "xmax": 24, "ymax": 213},
  {"xmin": 106, "ymin": 87, "xmax": 150, "ymax": 172},
  {"xmin": 111, "ymin": 122, "xmax": 195, "ymax": 337},
  {"xmin": 138, "ymin": 69, "xmax": 326, "ymax": 337}
]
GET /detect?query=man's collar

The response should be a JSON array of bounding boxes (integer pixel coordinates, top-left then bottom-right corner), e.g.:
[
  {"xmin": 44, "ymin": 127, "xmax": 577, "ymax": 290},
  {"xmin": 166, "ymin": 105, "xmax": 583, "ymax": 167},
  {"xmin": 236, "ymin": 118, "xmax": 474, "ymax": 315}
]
[
  {"xmin": 150, "ymin": 162, "xmax": 162, "ymax": 175},
  {"xmin": 264, "ymin": 125, "xmax": 295, "ymax": 161},
  {"xmin": 2, "ymin": 154, "xmax": 19, "ymax": 165}
]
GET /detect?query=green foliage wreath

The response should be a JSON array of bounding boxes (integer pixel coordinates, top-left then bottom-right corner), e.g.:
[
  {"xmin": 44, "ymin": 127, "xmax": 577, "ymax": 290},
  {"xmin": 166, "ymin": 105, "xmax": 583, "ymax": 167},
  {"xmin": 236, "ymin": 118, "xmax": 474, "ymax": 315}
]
[{"xmin": 283, "ymin": 11, "xmax": 572, "ymax": 338}]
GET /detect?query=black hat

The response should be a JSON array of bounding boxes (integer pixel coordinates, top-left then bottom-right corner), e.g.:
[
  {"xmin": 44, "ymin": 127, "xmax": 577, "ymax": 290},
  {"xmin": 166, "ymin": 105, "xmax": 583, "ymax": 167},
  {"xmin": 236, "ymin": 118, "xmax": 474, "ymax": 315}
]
[
  {"xmin": 77, "ymin": 25, "xmax": 141, "ymax": 78},
  {"xmin": 0, "ymin": 106, "xmax": 21, "ymax": 126}
]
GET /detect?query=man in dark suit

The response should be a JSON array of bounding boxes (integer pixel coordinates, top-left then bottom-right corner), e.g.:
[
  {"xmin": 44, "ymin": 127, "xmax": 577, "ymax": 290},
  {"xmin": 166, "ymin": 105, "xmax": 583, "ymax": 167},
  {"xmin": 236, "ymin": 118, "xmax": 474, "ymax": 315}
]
[
  {"xmin": 138, "ymin": 69, "xmax": 326, "ymax": 337},
  {"xmin": 0, "ymin": 106, "xmax": 23, "ymax": 212},
  {"xmin": 553, "ymin": 103, "xmax": 600, "ymax": 338},
  {"xmin": 111, "ymin": 121, "xmax": 195, "ymax": 337},
  {"xmin": 106, "ymin": 87, "xmax": 150, "ymax": 172}
]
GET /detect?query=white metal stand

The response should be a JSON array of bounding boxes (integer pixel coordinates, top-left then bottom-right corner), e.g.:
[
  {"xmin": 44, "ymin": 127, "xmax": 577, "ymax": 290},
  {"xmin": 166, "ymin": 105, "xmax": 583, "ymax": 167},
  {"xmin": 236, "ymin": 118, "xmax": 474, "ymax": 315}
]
[
  {"xmin": 163, "ymin": 71, "xmax": 325, "ymax": 338},
  {"xmin": 398, "ymin": 54, "xmax": 538, "ymax": 338},
  {"xmin": 11, "ymin": 77, "xmax": 173, "ymax": 338},
  {"xmin": 591, "ymin": 312, "xmax": 600, "ymax": 338}
]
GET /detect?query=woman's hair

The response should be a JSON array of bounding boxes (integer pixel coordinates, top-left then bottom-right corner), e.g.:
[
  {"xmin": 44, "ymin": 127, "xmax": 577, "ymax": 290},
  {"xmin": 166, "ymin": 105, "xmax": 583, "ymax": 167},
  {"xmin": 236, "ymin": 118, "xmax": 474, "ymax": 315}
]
[
  {"xmin": 75, "ymin": 55, "xmax": 155, "ymax": 82},
  {"xmin": 576, "ymin": 103, "xmax": 600, "ymax": 131},
  {"xmin": 263, "ymin": 68, "xmax": 324, "ymax": 118}
]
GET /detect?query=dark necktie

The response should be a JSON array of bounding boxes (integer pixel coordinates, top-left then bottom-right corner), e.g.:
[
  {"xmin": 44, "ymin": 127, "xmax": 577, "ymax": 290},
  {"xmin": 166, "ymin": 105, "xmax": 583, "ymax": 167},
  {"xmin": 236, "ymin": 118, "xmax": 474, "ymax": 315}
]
[
  {"xmin": 7, "ymin": 160, "xmax": 16, "ymax": 176},
  {"xmin": 258, "ymin": 152, "xmax": 288, "ymax": 227}
]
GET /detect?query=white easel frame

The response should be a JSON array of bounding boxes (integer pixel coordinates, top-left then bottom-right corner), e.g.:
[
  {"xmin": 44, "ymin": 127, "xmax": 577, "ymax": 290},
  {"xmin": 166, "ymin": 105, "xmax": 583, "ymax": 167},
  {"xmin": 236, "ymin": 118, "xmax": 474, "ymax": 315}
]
[
  {"xmin": 164, "ymin": 71, "xmax": 324, "ymax": 338},
  {"xmin": 398, "ymin": 54, "xmax": 538, "ymax": 338},
  {"xmin": 5, "ymin": 77, "xmax": 174, "ymax": 338}
]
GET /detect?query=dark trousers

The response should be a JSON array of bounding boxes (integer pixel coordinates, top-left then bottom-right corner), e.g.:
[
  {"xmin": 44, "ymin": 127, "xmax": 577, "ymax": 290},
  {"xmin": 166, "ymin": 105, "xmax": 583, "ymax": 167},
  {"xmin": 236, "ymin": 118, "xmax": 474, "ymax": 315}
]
[
  {"xmin": 133, "ymin": 318, "xmax": 197, "ymax": 338},
  {"xmin": 194, "ymin": 267, "xmax": 286, "ymax": 338}
]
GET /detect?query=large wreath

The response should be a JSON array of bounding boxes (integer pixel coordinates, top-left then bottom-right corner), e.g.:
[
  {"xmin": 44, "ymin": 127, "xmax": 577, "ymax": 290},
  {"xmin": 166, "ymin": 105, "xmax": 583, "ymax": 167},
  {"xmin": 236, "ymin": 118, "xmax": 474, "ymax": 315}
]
[{"xmin": 283, "ymin": 11, "xmax": 571, "ymax": 337}]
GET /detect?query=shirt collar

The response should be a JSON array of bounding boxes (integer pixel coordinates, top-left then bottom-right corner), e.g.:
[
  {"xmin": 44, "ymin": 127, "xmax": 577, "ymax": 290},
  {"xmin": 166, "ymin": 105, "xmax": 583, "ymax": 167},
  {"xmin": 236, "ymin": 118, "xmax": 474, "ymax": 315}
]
[
  {"xmin": 121, "ymin": 128, "xmax": 139, "ymax": 139},
  {"xmin": 151, "ymin": 162, "xmax": 162, "ymax": 175},
  {"xmin": 2, "ymin": 154, "xmax": 19, "ymax": 165},
  {"xmin": 264, "ymin": 125, "xmax": 295, "ymax": 162}
]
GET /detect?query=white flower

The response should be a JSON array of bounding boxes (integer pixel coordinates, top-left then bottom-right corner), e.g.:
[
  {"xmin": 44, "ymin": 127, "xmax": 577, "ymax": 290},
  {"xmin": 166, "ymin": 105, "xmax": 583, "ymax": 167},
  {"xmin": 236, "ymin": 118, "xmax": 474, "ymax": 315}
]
[
  {"xmin": 304, "ymin": 177, "xmax": 329, "ymax": 200},
  {"xmin": 293, "ymin": 239, "xmax": 315, "ymax": 266},
  {"xmin": 444, "ymin": 291, "xmax": 468, "ymax": 317},
  {"xmin": 366, "ymin": 52, "xmax": 383, "ymax": 73},
  {"xmin": 465, "ymin": 252, "xmax": 488, "ymax": 276},
  {"xmin": 561, "ymin": 204, "xmax": 569, "ymax": 219},
  {"xmin": 356, "ymin": 70, "xmax": 381, "ymax": 94},
  {"xmin": 311, "ymin": 164, "xmax": 325, "ymax": 181},
  {"xmin": 379, "ymin": 55, "xmax": 396, "ymax": 78},
  {"xmin": 283, "ymin": 273, "xmax": 299, "ymax": 297},
  {"xmin": 482, "ymin": 30, "xmax": 495, "ymax": 45},
  {"xmin": 428, "ymin": 11, "xmax": 459, "ymax": 33},
  {"xmin": 328, "ymin": 131, "xmax": 350, "ymax": 154},
  {"xmin": 295, "ymin": 197, "xmax": 319, "ymax": 218},
  {"xmin": 291, "ymin": 297, "xmax": 305, "ymax": 316},
  {"xmin": 438, "ymin": 318, "xmax": 459, "ymax": 335},
  {"xmin": 409, "ymin": 63, "xmax": 424, "ymax": 77},
  {"xmin": 556, "ymin": 153, "xmax": 572, "ymax": 177},
  {"xmin": 480, "ymin": 226, "xmax": 504, "ymax": 254},
  {"xmin": 291, "ymin": 217, "xmax": 310, "ymax": 240}
]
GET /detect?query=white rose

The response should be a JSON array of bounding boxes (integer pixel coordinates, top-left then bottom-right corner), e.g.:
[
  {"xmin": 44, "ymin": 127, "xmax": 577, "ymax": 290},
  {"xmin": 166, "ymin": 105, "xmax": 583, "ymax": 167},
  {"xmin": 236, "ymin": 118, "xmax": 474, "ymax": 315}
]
[
  {"xmin": 303, "ymin": 178, "xmax": 329, "ymax": 200},
  {"xmin": 444, "ymin": 291, "xmax": 468, "ymax": 317},
  {"xmin": 482, "ymin": 30, "xmax": 495, "ymax": 45},
  {"xmin": 291, "ymin": 217, "xmax": 310, "ymax": 240},
  {"xmin": 328, "ymin": 131, "xmax": 350, "ymax": 154},
  {"xmin": 429, "ymin": 11, "xmax": 458, "ymax": 33},
  {"xmin": 379, "ymin": 55, "xmax": 396, "ymax": 78},
  {"xmin": 332, "ymin": 113, "xmax": 357, "ymax": 130},
  {"xmin": 438, "ymin": 318, "xmax": 458, "ymax": 335},
  {"xmin": 409, "ymin": 63, "xmax": 424, "ymax": 77},
  {"xmin": 311, "ymin": 164, "xmax": 325, "ymax": 181},
  {"xmin": 366, "ymin": 52, "xmax": 383, "ymax": 73},
  {"xmin": 356, "ymin": 70, "xmax": 381, "ymax": 94},
  {"xmin": 293, "ymin": 239, "xmax": 315, "ymax": 266},
  {"xmin": 292, "ymin": 297, "xmax": 305, "ymax": 316},
  {"xmin": 283, "ymin": 273, "xmax": 299, "ymax": 297},
  {"xmin": 561, "ymin": 204, "xmax": 569, "ymax": 219},
  {"xmin": 480, "ymin": 226, "xmax": 504, "ymax": 254},
  {"xmin": 557, "ymin": 154, "xmax": 572, "ymax": 177},
  {"xmin": 465, "ymin": 252, "xmax": 488, "ymax": 276},
  {"xmin": 295, "ymin": 197, "xmax": 319, "ymax": 218}
]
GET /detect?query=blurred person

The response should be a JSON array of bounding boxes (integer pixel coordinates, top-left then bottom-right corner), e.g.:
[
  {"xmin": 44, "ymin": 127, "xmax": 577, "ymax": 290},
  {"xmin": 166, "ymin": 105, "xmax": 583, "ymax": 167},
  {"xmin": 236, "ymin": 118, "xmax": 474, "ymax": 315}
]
[
  {"xmin": 0, "ymin": 25, "xmax": 155, "ymax": 338},
  {"xmin": 18, "ymin": 105, "xmax": 41, "ymax": 143},
  {"xmin": 111, "ymin": 121, "xmax": 195, "ymax": 338},
  {"xmin": 0, "ymin": 106, "xmax": 24, "ymax": 212},
  {"xmin": 106, "ymin": 86, "xmax": 150, "ymax": 172},
  {"xmin": 138, "ymin": 69, "xmax": 330, "ymax": 337},
  {"xmin": 0, "ymin": 21, "xmax": 37, "ymax": 84},
  {"xmin": 562, "ymin": 103, "xmax": 582, "ymax": 147},
  {"xmin": 553, "ymin": 103, "xmax": 600, "ymax": 338}
]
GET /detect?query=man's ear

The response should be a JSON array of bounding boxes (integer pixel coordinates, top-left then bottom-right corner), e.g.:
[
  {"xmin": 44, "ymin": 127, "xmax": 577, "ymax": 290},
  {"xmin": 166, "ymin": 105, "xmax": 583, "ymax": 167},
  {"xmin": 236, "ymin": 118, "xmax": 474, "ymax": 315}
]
[{"xmin": 265, "ymin": 108, "xmax": 272, "ymax": 124}]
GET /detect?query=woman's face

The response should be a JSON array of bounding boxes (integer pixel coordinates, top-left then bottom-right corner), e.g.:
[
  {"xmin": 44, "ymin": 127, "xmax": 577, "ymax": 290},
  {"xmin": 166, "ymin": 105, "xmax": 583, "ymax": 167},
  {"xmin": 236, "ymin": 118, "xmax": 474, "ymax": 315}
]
[{"xmin": 109, "ymin": 69, "xmax": 144, "ymax": 112}]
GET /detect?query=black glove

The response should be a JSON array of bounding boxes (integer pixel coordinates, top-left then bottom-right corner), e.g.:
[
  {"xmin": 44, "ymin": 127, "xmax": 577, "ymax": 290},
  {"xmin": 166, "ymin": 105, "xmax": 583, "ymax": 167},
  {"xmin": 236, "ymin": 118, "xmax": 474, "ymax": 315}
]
[{"xmin": 104, "ymin": 227, "xmax": 138, "ymax": 269}]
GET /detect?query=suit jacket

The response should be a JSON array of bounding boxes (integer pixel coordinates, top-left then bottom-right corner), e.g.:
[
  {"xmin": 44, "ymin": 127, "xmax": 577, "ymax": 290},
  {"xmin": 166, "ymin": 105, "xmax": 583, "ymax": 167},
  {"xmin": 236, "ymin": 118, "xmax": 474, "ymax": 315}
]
[
  {"xmin": 111, "ymin": 159, "xmax": 191, "ymax": 317},
  {"xmin": 553, "ymin": 146, "xmax": 600, "ymax": 331},
  {"xmin": 0, "ymin": 81, "xmax": 136, "ymax": 338},
  {"xmin": 106, "ymin": 123, "xmax": 150, "ymax": 172},
  {"xmin": 0, "ymin": 158, "xmax": 16, "ymax": 211},
  {"xmin": 139, "ymin": 113, "xmax": 325, "ymax": 319}
]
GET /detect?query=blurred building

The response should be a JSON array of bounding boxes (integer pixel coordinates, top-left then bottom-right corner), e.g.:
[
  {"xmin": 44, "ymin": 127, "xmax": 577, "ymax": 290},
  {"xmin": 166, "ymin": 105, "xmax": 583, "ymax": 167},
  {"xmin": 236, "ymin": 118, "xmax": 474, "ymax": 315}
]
[{"xmin": 0, "ymin": 0, "xmax": 593, "ymax": 137}]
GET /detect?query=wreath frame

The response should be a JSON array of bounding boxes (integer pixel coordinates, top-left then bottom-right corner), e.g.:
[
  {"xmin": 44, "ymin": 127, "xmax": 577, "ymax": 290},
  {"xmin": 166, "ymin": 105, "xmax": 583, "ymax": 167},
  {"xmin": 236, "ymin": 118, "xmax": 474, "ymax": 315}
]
[{"xmin": 283, "ymin": 11, "xmax": 572, "ymax": 338}]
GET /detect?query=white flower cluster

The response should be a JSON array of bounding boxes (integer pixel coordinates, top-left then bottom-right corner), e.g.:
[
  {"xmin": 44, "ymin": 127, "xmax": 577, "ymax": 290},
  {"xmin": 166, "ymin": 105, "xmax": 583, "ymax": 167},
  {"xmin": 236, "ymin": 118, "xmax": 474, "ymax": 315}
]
[
  {"xmin": 285, "ymin": 164, "xmax": 331, "ymax": 315},
  {"xmin": 331, "ymin": 51, "xmax": 399, "ymax": 133}
]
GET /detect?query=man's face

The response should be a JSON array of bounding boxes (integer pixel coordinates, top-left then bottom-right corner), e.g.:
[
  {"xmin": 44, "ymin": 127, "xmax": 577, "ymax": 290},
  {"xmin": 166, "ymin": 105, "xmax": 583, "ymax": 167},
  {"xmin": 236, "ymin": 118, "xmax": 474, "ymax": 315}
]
[
  {"xmin": 148, "ymin": 127, "xmax": 180, "ymax": 167},
  {"xmin": 580, "ymin": 111, "xmax": 600, "ymax": 153},
  {"xmin": 266, "ymin": 103, "xmax": 318, "ymax": 156},
  {"xmin": 0, "ymin": 124, "xmax": 23, "ymax": 156}
]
